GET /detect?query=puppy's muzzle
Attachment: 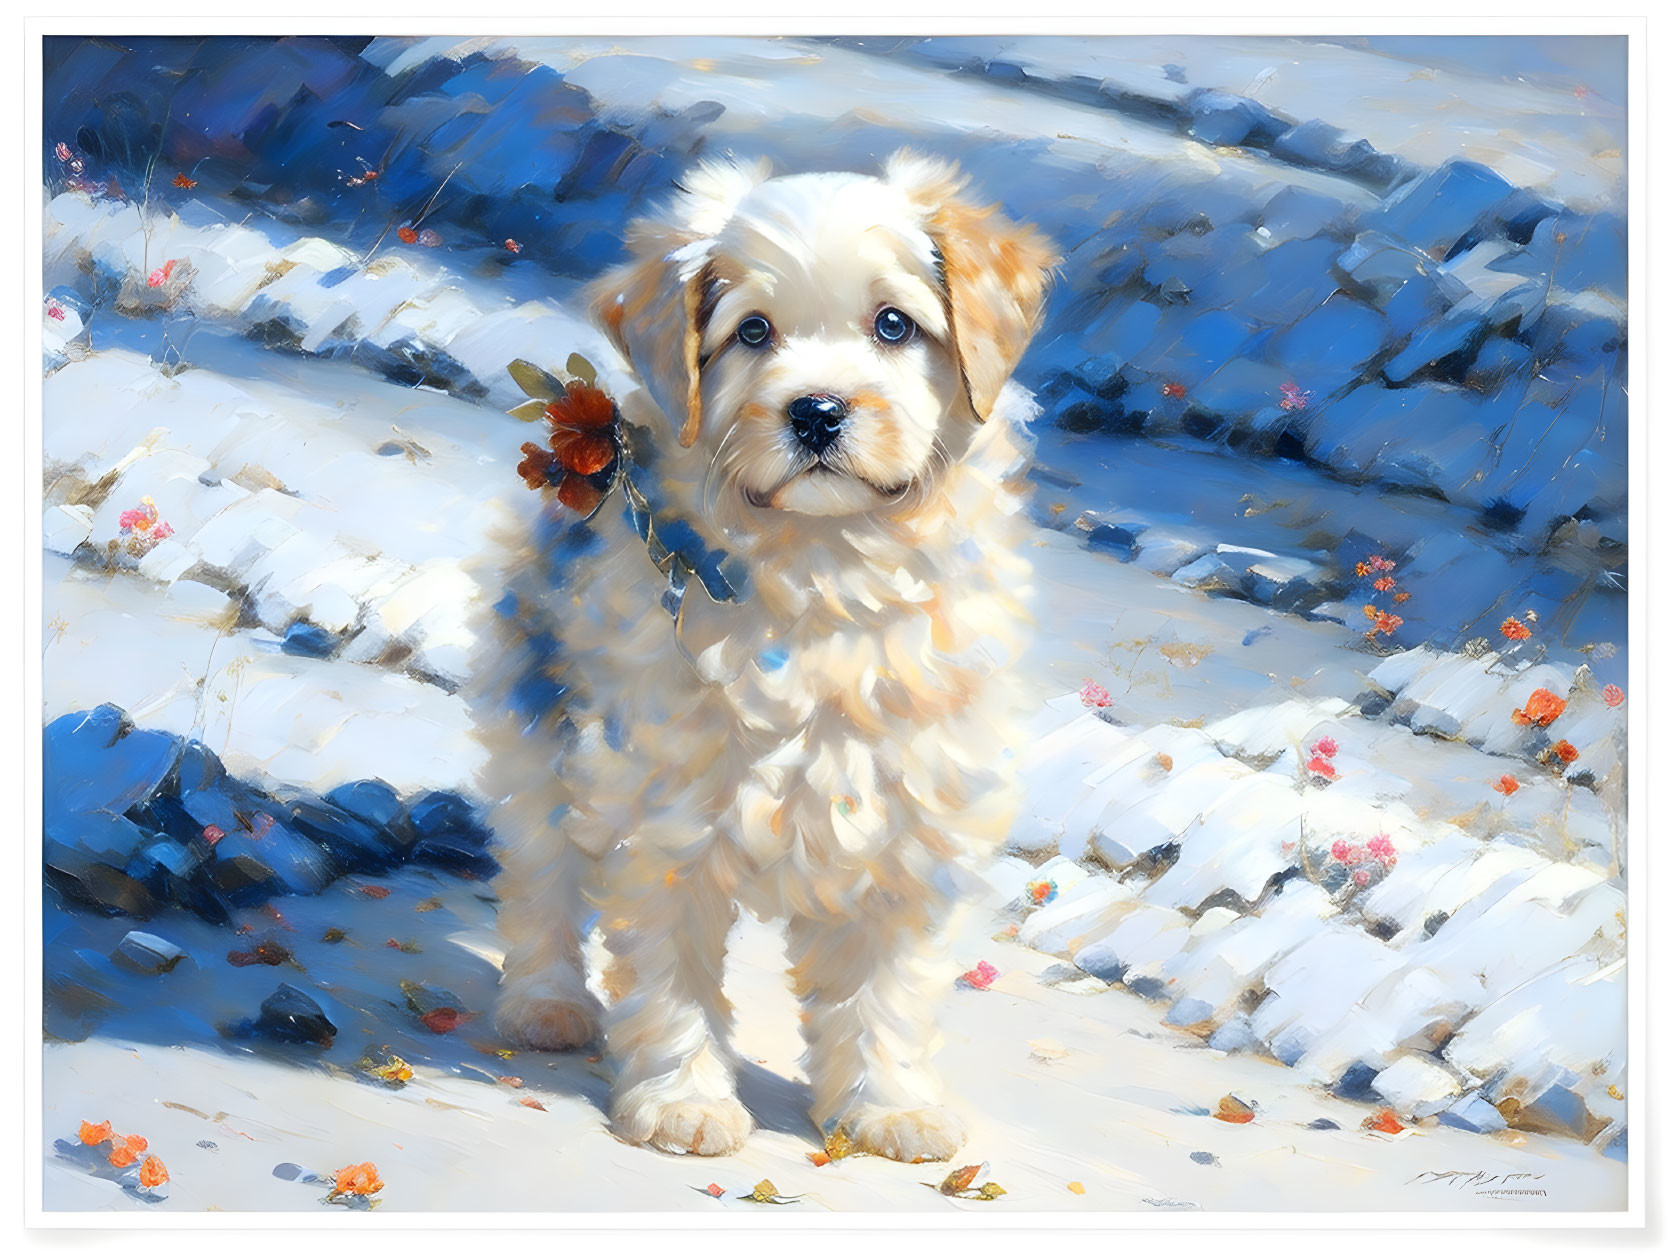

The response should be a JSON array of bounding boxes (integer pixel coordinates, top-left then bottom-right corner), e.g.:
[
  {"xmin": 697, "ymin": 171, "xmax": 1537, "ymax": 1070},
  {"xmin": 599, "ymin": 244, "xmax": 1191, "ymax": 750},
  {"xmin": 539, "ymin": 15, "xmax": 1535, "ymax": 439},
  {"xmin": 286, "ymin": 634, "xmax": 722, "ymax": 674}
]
[{"xmin": 787, "ymin": 393, "xmax": 848, "ymax": 456}]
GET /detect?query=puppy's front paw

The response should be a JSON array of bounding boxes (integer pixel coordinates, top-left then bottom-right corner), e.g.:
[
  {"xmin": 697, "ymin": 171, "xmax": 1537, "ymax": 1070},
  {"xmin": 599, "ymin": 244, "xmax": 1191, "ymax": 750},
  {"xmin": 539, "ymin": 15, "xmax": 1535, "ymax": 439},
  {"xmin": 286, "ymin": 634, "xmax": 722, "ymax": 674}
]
[
  {"xmin": 494, "ymin": 988, "xmax": 602, "ymax": 1051},
  {"xmin": 844, "ymin": 1105, "xmax": 965, "ymax": 1163},
  {"xmin": 614, "ymin": 1090, "xmax": 752, "ymax": 1156}
]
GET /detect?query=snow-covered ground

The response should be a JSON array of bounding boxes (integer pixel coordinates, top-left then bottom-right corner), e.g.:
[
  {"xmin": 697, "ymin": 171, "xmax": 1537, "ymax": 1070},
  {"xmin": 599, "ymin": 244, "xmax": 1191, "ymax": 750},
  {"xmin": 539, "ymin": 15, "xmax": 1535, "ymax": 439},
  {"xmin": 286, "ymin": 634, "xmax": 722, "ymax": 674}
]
[{"xmin": 38, "ymin": 33, "xmax": 1628, "ymax": 1213}]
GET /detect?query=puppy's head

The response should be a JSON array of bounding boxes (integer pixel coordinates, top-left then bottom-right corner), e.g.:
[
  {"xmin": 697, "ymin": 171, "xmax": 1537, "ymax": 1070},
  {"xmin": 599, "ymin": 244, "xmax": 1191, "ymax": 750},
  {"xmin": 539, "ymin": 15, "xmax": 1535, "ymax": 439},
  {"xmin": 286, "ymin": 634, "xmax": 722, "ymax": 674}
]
[{"xmin": 591, "ymin": 152, "xmax": 1056, "ymax": 519}]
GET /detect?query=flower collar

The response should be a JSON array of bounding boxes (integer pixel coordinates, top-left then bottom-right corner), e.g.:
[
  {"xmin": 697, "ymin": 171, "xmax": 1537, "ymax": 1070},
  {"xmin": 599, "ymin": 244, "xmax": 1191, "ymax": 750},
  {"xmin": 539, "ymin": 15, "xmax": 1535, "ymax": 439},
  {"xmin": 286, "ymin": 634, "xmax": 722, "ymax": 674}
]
[{"xmin": 508, "ymin": 354, "xmax": 748, "ymax": 610}]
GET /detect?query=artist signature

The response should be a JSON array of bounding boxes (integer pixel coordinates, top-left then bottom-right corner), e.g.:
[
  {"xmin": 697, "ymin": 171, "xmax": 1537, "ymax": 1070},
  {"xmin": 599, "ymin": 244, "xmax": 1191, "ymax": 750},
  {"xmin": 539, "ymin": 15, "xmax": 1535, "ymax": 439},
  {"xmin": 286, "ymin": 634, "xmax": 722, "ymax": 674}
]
[
  {"xmin": 1141, "ymin": 1196, "xmax": 1200, "ymax": 1210},
  {"xmin": 1409, "ymin": 1169, "xmax": 1549, "ymax": 1199}
]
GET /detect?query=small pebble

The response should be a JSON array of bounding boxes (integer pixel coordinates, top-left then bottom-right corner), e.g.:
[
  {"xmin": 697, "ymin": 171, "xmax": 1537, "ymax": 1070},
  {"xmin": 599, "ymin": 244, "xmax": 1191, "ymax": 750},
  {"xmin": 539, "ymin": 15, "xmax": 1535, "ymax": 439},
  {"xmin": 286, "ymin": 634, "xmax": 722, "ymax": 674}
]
[{"xmin": 1189, "ymin": 1151, "xmax": 1219, "ymax": 1166}]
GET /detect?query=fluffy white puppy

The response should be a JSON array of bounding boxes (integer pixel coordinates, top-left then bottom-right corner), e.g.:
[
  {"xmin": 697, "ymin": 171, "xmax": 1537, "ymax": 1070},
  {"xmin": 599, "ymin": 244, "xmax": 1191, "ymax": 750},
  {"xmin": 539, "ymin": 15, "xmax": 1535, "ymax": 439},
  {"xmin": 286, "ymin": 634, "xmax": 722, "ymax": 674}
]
[{"xmin": 469, "ymin": 151, "xmax": 1055, "ymax": 1161}]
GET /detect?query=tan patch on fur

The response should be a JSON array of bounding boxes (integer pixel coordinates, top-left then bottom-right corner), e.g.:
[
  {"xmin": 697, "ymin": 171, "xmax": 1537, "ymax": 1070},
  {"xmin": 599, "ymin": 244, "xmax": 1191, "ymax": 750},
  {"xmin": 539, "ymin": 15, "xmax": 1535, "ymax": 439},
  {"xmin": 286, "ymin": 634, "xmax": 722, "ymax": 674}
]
[
  {"xmin": 680, "ymin": 266, "xmax": 706, "ymax": 447},
  {"xmin": 601, "ymin": 955, "xmax": 637, "ymax": 1002}
]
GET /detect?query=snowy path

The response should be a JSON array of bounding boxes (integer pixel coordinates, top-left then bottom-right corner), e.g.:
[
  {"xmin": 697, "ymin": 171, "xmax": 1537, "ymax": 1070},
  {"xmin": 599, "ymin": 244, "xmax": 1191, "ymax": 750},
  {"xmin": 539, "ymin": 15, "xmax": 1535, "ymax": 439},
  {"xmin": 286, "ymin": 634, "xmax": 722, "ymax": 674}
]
[{"xmin": 43, "ymin": 888, "xmax": 1624, "ymax": 1214}]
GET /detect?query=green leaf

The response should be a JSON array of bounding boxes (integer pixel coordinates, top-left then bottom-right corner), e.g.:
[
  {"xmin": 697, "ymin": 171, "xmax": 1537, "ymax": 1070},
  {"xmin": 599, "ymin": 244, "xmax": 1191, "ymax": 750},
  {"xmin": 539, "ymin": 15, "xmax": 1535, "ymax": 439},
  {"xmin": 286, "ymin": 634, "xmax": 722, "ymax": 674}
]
[
  {"xmin": 508, "ymin": 399, "xmax": 551, "ymax": 423},
  {"xmin": 564, "ymin": 352, "xmax": 597, "ymax": 387},
  {"xmin": 507, "ymin": 359, "xmax": 565, "ymax": 401}
]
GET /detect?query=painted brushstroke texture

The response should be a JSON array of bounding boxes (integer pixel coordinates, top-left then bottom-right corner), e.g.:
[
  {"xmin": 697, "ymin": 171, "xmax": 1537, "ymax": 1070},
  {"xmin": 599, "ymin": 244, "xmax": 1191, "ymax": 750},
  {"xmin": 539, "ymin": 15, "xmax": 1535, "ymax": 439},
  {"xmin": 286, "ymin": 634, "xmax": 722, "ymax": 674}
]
[{"xmin": 41, "ymin": 32, "xmax": 1626, "ymax": 1212}]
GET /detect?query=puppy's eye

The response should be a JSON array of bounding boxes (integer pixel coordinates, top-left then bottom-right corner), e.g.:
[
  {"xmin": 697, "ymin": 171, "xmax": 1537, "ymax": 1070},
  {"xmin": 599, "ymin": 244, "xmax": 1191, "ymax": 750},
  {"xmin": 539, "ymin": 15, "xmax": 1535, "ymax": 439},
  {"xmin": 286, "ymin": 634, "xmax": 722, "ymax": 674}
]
[
  {"xmin": 874, "ymin": 307, "xmax": 916, "ymax": 345},
  {"xmin": 736, "ymin": 315, "xmax": 772, "ymax": 348}
]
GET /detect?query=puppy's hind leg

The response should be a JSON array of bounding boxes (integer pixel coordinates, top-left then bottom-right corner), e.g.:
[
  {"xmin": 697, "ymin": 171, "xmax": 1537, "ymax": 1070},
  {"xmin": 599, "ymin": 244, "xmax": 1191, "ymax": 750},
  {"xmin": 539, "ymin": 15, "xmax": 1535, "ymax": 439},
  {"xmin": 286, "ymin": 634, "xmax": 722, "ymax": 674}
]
[
  {"xmin": 494, "ymin": 837, "xmax": 604, "ymax": 1051},
  {"xmin": 604, "ymin": 855, "xmax": 751, "ymax": 1156},
  {"xmin": 789, "ymin": 903, "xmax": 966, "ymax": 1163}
]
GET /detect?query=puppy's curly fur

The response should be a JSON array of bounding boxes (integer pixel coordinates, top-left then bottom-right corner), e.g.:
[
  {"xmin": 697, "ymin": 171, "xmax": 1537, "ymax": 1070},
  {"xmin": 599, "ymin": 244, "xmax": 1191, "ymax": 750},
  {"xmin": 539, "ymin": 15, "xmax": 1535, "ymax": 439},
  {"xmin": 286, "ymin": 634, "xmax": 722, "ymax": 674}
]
[{"xmin": 468, "ymin": 151, "xmax": 1055, "ymax": 1160}]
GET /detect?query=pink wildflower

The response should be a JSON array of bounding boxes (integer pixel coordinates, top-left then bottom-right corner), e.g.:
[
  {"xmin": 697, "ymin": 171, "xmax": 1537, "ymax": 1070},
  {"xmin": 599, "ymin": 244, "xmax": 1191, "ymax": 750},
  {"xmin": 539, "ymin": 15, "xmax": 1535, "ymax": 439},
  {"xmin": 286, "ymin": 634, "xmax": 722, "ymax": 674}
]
[
  {"xmin": 146, "ymin": 259, "xmax": 178, "ymax": 288},
  {"xmin": 1602, "ymin": 684, "xmax": 1624, "ymax": 708},
  {"xmin": 1366, "ymin": 834, "xmax": 1395, "ymax": 859},
  {"xmin": 201, "ymin": 824, "xmax": 225, "ymax": 846},
  {"xmin": 1330, "ymin": 839, "xmax": 1353, "ymax": 863},
  {"xmin": 118, "ymin": 498, "xmax": 158, "ymax": 534},
  {"xmin": 153, "ymin": 521, "xmax": 174, "ymax": 542},
  {"xmin": 1079, "ymin": 678, "xmax": 1112, "ymax": 708},
  {"xmin": 1352, "ymin": 869, "xmax": 1371, "ymax": 888},
  {"xmin": 959, "ymin": 960, "xmax": 999, "ymax": 991},
  {"xmin": 417, "ymin": 228, "xmax": 443, "ymax": 248},
  {"xmin": 55, "ymin": 141, "xmax": 74, "ymax": 163},
  {"xmin": 1309, "ymin": 735, "xmax": 1339, "ymax": 760},
  {"xmin": 1278, "ymin": 381, "xmax": 1310, "ymax": 411},
  {"xmin": 45, "ymin": 300, "xmax": 66, "ymax": 322}
]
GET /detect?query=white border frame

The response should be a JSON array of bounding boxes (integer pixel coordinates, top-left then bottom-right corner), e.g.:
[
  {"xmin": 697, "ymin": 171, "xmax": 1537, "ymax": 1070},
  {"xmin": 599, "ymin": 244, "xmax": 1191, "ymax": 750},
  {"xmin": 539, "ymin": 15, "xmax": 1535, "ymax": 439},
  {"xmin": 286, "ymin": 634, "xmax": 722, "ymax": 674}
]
[{"xmin": 13, "ymin": 5, "xmax": 1658, "ymax": 1246}]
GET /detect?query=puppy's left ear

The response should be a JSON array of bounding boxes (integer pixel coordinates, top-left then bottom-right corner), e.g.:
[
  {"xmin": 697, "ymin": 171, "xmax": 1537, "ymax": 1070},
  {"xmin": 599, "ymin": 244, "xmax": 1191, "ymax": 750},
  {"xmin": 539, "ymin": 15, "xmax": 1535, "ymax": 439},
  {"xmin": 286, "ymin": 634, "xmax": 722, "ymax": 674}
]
[
  {"xmin": 588, "ymin": 228, "xmax": 712, "ymax": 448},
  {"xmin": 886, "ymin": 150, "xmax": 1058, "ymax": 422}
]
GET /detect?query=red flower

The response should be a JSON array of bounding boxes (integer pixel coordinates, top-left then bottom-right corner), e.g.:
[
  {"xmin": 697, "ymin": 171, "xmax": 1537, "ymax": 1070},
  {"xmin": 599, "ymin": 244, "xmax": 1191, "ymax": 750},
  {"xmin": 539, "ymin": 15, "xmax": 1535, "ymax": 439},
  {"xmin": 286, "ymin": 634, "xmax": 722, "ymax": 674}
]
[
  {"xmin": 1352, "ymin": 868, "xmax": 1372, "ymax": 887},
  {"xmin": 1512, "ymin": 688, "xmax": 1567, "ymax": 728},
  {"xmin": 1330, "ymin": 839, "xmax": 1353, "ymax": 863},
  {"xmin": 1500, "ymin": 617, "xmax": 1532, "ymax": 641},
  {"xmin": 1366, "ymin": 834, "xmax": 1395, "ymax": 859},
  {"xmin": 1373, "ymin": 576, "xmax": 1395, "ymax": 592},
  {"xmin": 397, "ymin": 226, "xmax": 419, "ymax": 245},
  {"xmin": 1602, "ymin": 684, "xmax": 1624, "ymax": 708},
  {"xmin": 1307, "ymin": 755, "xmax": 1337, "ymax": 780},
  {"xmin": 1160, "ymin": 381, "xmax": 1187, "ymax": 399},
  {"xmin": 146, "ymin": 260, "xmax": 178, "ymax": 289},
  {"xmin": 959, "ymin": 960, "xmax": 999, "ymax": 990},
  {"xmin": 55, "ymin": 141, "xmax": 74, "ymax": 163},
  {"xmin": 173, "ymin": 173, "xmax": 197, "ymax": 189},
  {"xmin": 1079, "ymin": 678, "xmax": 1112, "ymax": 708},
  {"xmin": 46, "ymin": 301, "xmax": 66, "ymax": 322},
  {"xmin": 1362, "ymin": 606, "xmax": 1403, "ymax": 638},
  {"xmin": 504, "ymin": 238, "xmax": 522, "ymax": 253},
  {"xmin": 1552, "ymin": 739, "xmax": 1579, "ymax": 765},
  {"xmin": 1309, "ymin": 736, "xmax": 1339, "ymax": 759},
  {"xmin": 200, "ymin": 823, "xmax": 225, "ymax": 846}
]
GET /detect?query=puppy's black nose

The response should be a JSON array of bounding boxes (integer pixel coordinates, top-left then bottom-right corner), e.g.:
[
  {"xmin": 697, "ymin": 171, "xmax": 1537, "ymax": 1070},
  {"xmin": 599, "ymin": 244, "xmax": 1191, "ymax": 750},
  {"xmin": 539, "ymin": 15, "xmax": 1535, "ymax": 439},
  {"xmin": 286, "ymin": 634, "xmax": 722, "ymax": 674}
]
[{"xmin": 787, "ymin": 393, "xmax": 847, "ymax": 455}]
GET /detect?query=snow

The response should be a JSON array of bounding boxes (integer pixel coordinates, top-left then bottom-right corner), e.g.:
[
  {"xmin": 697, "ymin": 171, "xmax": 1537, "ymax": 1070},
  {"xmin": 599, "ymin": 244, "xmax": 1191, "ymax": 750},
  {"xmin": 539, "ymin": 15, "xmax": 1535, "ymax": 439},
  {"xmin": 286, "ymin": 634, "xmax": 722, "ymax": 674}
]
[{"xmin": 38, "ymin": 31, "xmax": 1629, "ymax": 1212}]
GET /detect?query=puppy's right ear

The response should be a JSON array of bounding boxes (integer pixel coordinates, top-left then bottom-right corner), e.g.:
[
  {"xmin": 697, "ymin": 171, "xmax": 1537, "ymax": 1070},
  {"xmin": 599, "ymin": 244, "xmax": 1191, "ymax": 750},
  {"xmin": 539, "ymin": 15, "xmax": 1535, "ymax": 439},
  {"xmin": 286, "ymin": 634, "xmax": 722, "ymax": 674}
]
[{"xmin": 588, "ymin": 158, "xmax": 771, "ymax": 448}]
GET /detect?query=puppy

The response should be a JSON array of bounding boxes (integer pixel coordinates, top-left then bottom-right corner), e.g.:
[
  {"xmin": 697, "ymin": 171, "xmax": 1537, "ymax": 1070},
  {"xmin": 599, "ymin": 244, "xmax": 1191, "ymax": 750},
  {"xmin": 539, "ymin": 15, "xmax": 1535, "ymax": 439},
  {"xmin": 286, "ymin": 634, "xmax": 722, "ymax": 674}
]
[{"xmin": 469, "ymin": 151, "xmax": 1055, "ymax": 1161}]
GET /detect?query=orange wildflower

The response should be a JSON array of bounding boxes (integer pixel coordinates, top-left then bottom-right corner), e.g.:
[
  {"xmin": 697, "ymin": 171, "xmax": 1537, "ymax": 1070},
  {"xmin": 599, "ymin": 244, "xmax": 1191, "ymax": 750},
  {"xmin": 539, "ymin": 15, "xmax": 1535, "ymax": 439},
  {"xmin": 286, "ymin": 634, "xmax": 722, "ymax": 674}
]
[
  {"xmin": 396, "ymin": 226, "xmax": 418, "ymax": 244},
  {"xmin": 78, "ymin": 1119, "xmax": 112, "ymax": 1146},
  {"xmin": 139, "ymin": 1155, "xmax": 169, "ymax": 1188},
  {"xmin": 332, "ymin": 1162, "xmax": 384, "ymax": 1197},
  {"xmin": 172, "ymin": 173, "xmax": 197, "ymax": 189},
  {"xmin": 1500, "ymin": 617, "xmax": 1532, "ymax": 641},
  {"xmin": 1512, "ymin": 688, "xmax": 1567, "ymax": 728},
  {"xmin": 1493, "ymin": 774, "xmax": 1520, "ymax": 797},
  {"xmin": 1373, "ymin": 576, "xmax": 1396, "ymax": 592},
  {"xmin": 1552, "ymin": 740, "xmax": 1579, "ymax": 764},
  {"xmin": 1365, "ymin": 1108, "xmax": 1405, "ymax": 1135},
  {"xmin": 107, "ymin": 1134, "xmax": 148, "ymax": 1168}
]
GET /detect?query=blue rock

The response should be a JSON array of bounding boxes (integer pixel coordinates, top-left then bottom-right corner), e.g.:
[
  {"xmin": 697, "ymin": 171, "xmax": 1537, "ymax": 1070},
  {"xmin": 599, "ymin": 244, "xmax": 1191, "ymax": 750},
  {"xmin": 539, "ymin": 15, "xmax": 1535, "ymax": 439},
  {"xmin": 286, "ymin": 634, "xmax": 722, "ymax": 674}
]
[
  {"xmin": 1487, "ymin": 188, "xmax": 1561, "ymax": 244},
  {"xmin": 1438, "ymin": 1093, "xmax": 1508, "ymax": 1135},
  {"xmin": 1550, "ymin": 211, "xmax": 1627, "ymax": 298},
  {"xmin": 1510, "ymin": 1081, "xmax": 1603, "ymax": 1140},
  {"xmin": 405, "ymin": 790, "xmax": 489, "ymax": 848},
  {"xmin": 1165, "ymin": 996, "xmax": 1216, "ymax": 1027},
  {"xmin": 1307, "ymin": 1118, "xmax": 1341, "ymax": 1131},
  {"xmin": 410, "ymin": 833, "xmax": 499, "ymax": 879},
  {"xmin": 210, "ymin": 824, "xmax": 337, "ymax": 899},
  {"xmin": 248, "ymin": 983, "xmax": 337, "ymax": 1047},
  {"xmin": 326, "ymin": 778, "xmax": 405, "ymax": 832},
  {"xmin": 125, "ymin": 837, "xmax": 207, "ymax": 892},
  {"xmin": 1237, "ymin": 236, "xmax": 1343, "ymax": 326},
  {"xmin": 1206, "ymin": 1014, "xmax": 1259, "ymax": 1053},
  {"xmin": 287, "ymin": 797, "xmax": 401, "ymax": 873},
  {"xmin": 1382, "ymin": 311, "xmax": 1489, "ymax": 384},
  {"xmin": 1256, "ymin": 186, "xmax": 1349, "ymax": 246},
  {"xmin": 1090, "ymin": 299, "xmax": 1163, "ymax": 364},
  {"xmin": 1367, "ymin": 161, "xmax": 1515, "ymax": 257},
  {"xmin": 1130, "ymin": 308, "xmax": 1257, "ymax": 380},
  {"xmin": 1603, "ymin": 1127, "xmax": 1627, "ymax": 1163},
  {"xmin": 1527, "ymin": 301, "xmax": 1625, "ymax": 369},
  {"xmin": 1378, "ymin": 275, "xmax": 1455, "ymax": 340},
  {"xmin": 1464, "ymin": 336, "xmax": 1534, "ymax": 392},
  {"xmin": 1267, "ymin": 294, "xmax": 1389, "ymax": 385},
  {"xmin": 1332, "ymin": 1061, "xmax": 1381, "ymax": 1101},
  {"xmin": 280, "ymin": 621, "xmax": 340, "ymax": 659},
  {"xmin": 1184, "ymin": 88, "xmax": 1287, "ymax": 148},
  {"xmin": 44, "ymin": 841, "xmax": 158, "ymax": 916},
  {"xmin": 46, "ymin": 809, "xmax": 148, "ymax": 866},
  {"xmin": 1072, "ymin": 941, "xmax": 1123, "ymax": 984},
  {"xmin": 169, "ymin": 739, "xmax": 226, "ymax": 796},
  {"xmin": 1187, "ymin": 356, "xmax": 1295, "ymax": 422},
  {"xmin": 1084, "ymin": 523, "xmax": 1137, "ymax": 560},
  {"xmin": 1270, "ymin": 120, "xmax": 1403, "ymax": 186},
  {"xmin": 1336, "ymin": 232, "xmax": 1439, "ymax": 303},
  {"xmin": 44, "ymin": 706, "xmax": 181, "ymax": 817}
]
